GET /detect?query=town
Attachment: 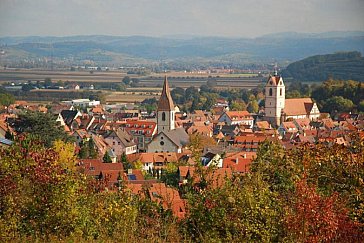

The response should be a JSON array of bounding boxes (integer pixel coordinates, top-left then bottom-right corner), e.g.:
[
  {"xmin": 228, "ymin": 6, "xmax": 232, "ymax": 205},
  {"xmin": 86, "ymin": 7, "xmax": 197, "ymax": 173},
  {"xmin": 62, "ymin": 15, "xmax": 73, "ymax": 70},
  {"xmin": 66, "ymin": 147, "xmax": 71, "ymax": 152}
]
[
  {"xmin": 1, "ymin": 0, "xmax": 364, "ymax": 241},
  {"xmin": 1, "ymin": 71, "xmax": 363, "ymax": 222}
]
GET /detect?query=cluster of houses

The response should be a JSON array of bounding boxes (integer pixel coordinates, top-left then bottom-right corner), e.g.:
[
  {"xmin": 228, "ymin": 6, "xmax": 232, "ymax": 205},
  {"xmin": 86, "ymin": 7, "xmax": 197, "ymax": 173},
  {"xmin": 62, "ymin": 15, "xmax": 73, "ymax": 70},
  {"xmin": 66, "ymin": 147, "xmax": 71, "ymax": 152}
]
[{"xmin": 1, "ymin": 74, "xmax": 363, "ymax": 218}]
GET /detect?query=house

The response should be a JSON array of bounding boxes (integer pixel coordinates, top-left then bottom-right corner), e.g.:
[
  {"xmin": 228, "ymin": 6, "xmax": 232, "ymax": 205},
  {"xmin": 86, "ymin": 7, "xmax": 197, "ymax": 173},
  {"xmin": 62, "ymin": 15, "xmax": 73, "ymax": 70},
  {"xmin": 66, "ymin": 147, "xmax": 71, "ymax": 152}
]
[
  {"xmin": 60, "ymin": 110, "xmax": 82, "ymax": 128},
  {"xmin": 121, "ymin": 120, "xmax": 157, "ymax": 152},
  {"xmin": 293, "ymin": 118, "xmax": 312, "ymax": 132},
  {"xmin": 278, "ymin": 121, "xmax": 298, "ymax": 137},
  {"xmin": 72, "ymin": 129, "xmax": 91, "ymax": 146},
  {"xmin": 148, "ymin": 183, "xmax": 186, "ymax": 219},
  {"xmin": 218, "ymin": 111, "xmax": 254, "ymax": 128},
  {"xmin": 222, "ymin": 151, "xmax": 255, "ymax": 173},
  {"xmin": 78, "ymin": 159, "xmax": 125, "ymax": 189},
  {"xmin": 233, "ymin": 134, "xmax": 267, "ymax": 152},
  {"xmin": 104, "ymin": 128, "xmax": 137, "ymax": 156}
]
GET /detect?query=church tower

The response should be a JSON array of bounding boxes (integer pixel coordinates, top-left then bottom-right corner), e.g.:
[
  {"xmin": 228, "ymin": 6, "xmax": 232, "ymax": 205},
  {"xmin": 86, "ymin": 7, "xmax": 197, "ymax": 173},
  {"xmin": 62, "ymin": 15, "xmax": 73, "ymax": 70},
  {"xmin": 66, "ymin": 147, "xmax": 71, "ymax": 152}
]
[
  {"xmin": 264, "ymin": 73, "xmax": 285, "ymax": 127},
  {"xmin": 157, "ymin": 76, "xmax": 175, "ymax": 133}
]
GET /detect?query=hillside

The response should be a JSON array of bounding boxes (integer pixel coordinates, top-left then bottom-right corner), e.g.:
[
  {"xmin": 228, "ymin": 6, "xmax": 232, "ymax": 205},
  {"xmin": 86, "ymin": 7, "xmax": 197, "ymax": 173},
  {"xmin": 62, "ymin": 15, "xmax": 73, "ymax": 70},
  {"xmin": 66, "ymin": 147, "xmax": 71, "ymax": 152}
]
[
  {"xmin": 1, "ymin": 32, "xmax": 364, "ymax": 69},
  {"xmin": 282, "ymin": 51, "xmax": 364, "ymax": 82}
]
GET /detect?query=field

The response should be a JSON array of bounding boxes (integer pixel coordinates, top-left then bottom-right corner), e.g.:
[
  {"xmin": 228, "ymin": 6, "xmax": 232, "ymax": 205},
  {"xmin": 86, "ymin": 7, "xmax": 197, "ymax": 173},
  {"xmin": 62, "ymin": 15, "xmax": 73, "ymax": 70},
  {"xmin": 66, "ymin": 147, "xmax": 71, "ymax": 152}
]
[
  {"xmin": 0, "ymin": 69, "xmax": 265, "ymax": 103},
  {"xmin": 103, "ymin": 91, "xmax": 160, "ymax": 103}
]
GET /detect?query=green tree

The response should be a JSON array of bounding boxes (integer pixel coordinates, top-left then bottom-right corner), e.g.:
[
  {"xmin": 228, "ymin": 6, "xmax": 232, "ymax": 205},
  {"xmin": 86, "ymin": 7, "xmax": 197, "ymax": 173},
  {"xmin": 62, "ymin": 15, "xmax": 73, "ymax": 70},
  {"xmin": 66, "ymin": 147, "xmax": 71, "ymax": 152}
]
[
  {"xmin": 88, "ymin": 139, "xmax": 98, "ymax": 159},
  {"xmin": 324, "ymin": 96, "xmax": 354, "ymax": 114},
  {"xmin": 13, "ymin": 111, "xmax": 73, "ymax": 147},
  {"xmin": 230, "ymin": 100, "xmax": 247, "ymax": 111},
  {"xmin": 103, "ymin": 152, "xmax": 112, "ymax": 163},
  {"xmin": 247, "ymin": 100, "xmax": 259, "ymax": 113},
  {"xmin": 122, "ymin": 76, "xmax": 131, "ymax": 85},
  {"xmin": 44, "ymin": 77, "xmax": 52, "ymax": 88},
  {"xmin": 0, "ymin": 93, "xmax": 15, "ymax": 109},
  {"xmin": 358, "ymin": 100, "xmax": 364, "ymax": 112}
]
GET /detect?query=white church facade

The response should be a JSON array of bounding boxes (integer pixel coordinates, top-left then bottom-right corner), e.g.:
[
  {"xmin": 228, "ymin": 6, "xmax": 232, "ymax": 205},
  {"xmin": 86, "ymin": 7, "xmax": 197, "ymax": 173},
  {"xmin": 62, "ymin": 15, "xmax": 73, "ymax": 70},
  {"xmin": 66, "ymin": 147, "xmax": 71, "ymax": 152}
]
[
  {"xmin": 264, "ymin": 73, "xmax": 320, "ymax": 127},
  {"xmin": 147, "ymin": 76, "xmax": 189, "ymax": 153}
]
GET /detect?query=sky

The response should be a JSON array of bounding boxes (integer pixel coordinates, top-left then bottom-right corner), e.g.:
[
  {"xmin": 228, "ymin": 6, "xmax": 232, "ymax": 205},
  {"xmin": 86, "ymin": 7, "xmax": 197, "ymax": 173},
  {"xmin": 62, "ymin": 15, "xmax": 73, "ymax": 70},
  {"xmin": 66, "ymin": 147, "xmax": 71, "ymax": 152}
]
[{"xmin": 0, "ymin": 0, "xmax": 363, "ymax": 37}]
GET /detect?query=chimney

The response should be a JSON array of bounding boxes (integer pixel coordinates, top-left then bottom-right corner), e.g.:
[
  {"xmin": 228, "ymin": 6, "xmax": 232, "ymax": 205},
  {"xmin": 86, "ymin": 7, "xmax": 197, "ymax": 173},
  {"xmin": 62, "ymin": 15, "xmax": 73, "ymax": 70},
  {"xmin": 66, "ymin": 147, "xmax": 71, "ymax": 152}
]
[
  {"xmin": 127, "ymin": 169, "xmax": 133, "ymax": 175},
  {"xmin": 243, "ymin": 154, "xmax": 247, "ymax": 159},
  {"xmin": 235, "ymin": 157, "xmax": 239, "ymax": 164}
]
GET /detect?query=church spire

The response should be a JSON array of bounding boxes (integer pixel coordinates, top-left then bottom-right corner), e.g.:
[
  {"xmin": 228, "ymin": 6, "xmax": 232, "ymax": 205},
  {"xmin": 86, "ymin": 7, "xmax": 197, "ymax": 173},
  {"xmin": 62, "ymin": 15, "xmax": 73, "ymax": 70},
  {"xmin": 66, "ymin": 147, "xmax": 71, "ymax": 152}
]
[{"xmin": 158, "ymin": 76, "xmax": 174, "ymax": 111}]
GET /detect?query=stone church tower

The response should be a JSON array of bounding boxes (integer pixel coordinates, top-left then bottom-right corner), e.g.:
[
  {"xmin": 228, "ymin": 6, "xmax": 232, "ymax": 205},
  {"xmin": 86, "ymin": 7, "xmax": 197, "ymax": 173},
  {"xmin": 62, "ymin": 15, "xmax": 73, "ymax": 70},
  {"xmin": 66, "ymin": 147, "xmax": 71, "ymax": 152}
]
[
  {"xmin": 157, "ymin": 76, "xmax": 175, "ymax": 133},
  {"xmin": 264, "ymin": 73, "xmax": 285, "ymax": 127}
]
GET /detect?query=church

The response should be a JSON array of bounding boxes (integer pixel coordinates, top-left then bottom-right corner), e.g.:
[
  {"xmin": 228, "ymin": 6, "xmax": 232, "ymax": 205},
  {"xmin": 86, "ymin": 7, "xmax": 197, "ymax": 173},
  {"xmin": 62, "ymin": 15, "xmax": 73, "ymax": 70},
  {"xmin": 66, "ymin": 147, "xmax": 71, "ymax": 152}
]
[
  {"xmin": 147, "ymin": 76, "xmax": 189, "ymax": 153},
  {"xmin": 264, "ymin": 73, "xmax": 320, "ymax": 127}
]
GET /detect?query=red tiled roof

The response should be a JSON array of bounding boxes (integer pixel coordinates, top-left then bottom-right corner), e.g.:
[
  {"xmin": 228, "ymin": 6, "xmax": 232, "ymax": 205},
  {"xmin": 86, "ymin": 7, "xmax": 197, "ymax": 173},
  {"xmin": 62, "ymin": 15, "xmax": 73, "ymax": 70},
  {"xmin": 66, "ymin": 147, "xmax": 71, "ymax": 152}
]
[{"xmin": 284, "ymin": 98, "xmax": 314, "ymax": 116}]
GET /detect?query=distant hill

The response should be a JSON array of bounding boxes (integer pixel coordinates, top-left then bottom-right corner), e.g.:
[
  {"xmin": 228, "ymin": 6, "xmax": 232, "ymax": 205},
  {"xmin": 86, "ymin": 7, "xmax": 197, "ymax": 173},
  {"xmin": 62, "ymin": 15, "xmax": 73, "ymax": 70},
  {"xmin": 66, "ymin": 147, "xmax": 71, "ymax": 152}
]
[
  {"xmin": 281, "ymin": 51, "xmax": 364, "ymax": 82},
  {"xmin": 1, "ymin": 32, "xmax": 364, "ymax": 68}
]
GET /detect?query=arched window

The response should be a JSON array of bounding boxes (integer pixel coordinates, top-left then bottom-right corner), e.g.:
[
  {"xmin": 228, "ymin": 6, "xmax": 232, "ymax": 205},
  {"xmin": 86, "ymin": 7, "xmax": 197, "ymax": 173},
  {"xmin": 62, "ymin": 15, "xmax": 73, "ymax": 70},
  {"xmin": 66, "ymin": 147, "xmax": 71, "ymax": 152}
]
[
  {"xmin": 280, "ymin": 88, "xmax": 282, "ymax": 96},
  {"xmin": 162, "ymin": 112, "xmax": 166, "ymax": 121},
  {"xmin": 269, "ymin": 88, "xmax": 273, "ymax": 96}
]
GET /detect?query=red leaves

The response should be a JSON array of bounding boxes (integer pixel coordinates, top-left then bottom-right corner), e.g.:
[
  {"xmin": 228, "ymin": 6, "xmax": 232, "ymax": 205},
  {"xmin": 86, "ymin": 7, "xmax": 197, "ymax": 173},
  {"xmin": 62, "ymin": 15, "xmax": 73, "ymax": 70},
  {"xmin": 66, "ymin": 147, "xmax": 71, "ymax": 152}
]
[{"xmin": 285, "ymin": 179, "xmax": 363, "ymax": 242}]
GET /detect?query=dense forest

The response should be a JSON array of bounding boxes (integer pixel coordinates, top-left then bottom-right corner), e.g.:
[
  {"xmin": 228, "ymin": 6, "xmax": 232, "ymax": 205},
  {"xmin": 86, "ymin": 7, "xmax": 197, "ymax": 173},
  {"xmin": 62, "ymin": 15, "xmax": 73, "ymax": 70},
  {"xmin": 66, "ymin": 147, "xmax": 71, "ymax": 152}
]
[
  {"xmin": 282, "ymin": 51, "xmax": 364, "ymax": 82},
  {"xmin": 0, "ymin": 133, "xmax": 363, "ymax": 242}
]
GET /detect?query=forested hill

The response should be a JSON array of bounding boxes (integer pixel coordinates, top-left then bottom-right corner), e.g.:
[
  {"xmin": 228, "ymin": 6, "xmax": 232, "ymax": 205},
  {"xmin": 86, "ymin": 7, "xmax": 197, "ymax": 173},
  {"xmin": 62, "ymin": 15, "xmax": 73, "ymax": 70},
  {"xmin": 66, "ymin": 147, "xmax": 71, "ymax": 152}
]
[
  {"xmin": 282, "ymin": 51, "xmax": 364, "ymax": 82},
  {"xmin": 1, "ymin": 32, "xmax": 364, "ymax": 68}
]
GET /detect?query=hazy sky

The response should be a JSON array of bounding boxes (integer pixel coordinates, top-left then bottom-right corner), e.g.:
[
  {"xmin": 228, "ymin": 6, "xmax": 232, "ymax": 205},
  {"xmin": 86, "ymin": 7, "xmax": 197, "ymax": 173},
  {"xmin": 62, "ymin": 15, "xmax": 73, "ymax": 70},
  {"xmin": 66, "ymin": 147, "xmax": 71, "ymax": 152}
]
[{"xmin": 0, "ymin": 0, "xmax": 363, "ymax": 37}]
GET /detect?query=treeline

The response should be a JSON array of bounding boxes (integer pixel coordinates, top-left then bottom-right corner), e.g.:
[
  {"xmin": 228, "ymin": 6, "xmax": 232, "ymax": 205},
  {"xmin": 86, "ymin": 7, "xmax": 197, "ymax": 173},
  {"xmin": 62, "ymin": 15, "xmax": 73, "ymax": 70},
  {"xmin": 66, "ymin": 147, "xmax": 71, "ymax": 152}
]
[
  {"xmin": 286, "ymin": 79, "xmax": 364, "ymax": 114},
  {"xmin": 10, "ymin": 90, "xmax": 105, "ymax": 103},
  {"xmin": 168, "ymin": 84, "xmax": 263, "ymax": 113},
  {"xmin": 282, "ymin": 51, "xmax": 364, "ymax": 82},
  {"xmin": 1, "ymin": 134, "xmax": 363, "ymax": 242}
]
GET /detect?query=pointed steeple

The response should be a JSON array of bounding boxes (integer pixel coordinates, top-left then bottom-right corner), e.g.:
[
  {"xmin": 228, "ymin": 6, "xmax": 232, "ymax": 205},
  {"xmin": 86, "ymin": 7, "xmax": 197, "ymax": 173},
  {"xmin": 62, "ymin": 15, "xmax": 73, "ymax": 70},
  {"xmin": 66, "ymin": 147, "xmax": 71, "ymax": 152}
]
[{"xmin": 158, "ymin": 76, "xmax": 174, "ymax": 111}]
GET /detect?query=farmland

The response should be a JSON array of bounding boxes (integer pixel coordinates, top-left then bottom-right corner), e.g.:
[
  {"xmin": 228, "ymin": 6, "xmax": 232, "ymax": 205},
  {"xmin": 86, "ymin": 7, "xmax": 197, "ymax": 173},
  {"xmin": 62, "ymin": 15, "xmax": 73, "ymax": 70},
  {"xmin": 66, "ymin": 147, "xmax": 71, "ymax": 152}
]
[
  {"xmin": 0, "ymin": 69, "xmax": 265, "ymax": 103},
  {"xmin": 0, "ymin": 69, "xmax": 264, "ymax": 88}
]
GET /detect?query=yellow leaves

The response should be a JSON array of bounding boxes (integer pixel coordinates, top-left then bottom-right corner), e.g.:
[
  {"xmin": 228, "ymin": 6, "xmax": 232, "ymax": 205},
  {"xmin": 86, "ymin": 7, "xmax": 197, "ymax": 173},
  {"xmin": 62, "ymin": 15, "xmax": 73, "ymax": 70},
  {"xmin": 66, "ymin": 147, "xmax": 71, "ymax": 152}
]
[{"xmin": 53, "ymin": 140, "xmax": 77, "ymax": 171}]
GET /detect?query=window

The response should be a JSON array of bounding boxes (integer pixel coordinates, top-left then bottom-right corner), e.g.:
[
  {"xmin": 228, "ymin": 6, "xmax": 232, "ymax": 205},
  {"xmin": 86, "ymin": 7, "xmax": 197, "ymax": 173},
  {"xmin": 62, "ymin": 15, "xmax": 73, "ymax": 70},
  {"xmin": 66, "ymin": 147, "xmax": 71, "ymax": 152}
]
[
  {"xmin": 160, "ymin": 141, "xmax": 164, "ymax": 146},
  {"xmin": 118, "ymin": 142, "xmax": 121, "ymax": 145},
  {"xmin": 162, "ymin": 112, "xmax": 166, "ymax": 121},
  {"xmin": 269, "ymin": 88, "xmax": 273, "ymax": 96},
  {"xmin": 113, "ymin": 141, "xmax": 115, "ymax": 145},
  {"xmin": 280, "ymin": 88, "xmax": 282, "ymax": 96}
]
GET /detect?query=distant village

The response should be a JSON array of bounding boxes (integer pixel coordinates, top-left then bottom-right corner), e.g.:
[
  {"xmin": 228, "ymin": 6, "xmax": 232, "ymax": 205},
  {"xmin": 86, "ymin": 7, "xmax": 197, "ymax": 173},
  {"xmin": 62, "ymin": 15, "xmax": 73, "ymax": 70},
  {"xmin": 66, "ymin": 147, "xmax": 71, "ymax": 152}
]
[{"xmin": 1, "ymin": 74, "xmax": 363, "ymax": 218}]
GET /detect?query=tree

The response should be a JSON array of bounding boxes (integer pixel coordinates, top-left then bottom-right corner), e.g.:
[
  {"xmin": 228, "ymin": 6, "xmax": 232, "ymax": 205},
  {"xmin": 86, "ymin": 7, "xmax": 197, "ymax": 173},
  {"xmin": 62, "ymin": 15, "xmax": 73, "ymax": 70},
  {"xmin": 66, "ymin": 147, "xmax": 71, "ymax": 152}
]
[
  {"xmin": 103, "ymin": 152, "xmax": 112, "ymax": 163},
  {"xmin": 230, "ymin": 100, "xmax": 247, "ymax": 111},
  {"xmin": 247, "ymin": 100, "xmax": 259, "ymax": 113},
  {"xmin": 44, "ymin": 77, "xmax": 52, "ymax": 88},
  {"xmin": 53, "ymin": 140, "xmax": 77, "ymax": 170},
  {"xmin": 324, "ymin": 96, "xmax": 354, "ymax": 114},
  {"xmin": 122, "ymin": 76, "xmax": 131, "ymax": 85},
  {"xmin": 285, "ymin": 179, "xmax": 362, "ymax": 242},
  {"xmin": 0, "ymin": 93, "xmax": 15, "ymax": 111},
  {"xmin": 88, "ymin": 139, "xmax": 98, "ymax": 159},
  {"xmin": 12, "ymin": 111, "xmax": 73, "ymax": 147}
]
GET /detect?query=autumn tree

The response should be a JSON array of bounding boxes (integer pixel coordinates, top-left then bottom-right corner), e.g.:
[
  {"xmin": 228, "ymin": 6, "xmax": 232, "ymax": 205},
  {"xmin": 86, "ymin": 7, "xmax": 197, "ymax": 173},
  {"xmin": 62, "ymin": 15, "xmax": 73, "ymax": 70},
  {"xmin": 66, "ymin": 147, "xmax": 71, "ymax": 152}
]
[{"xmin": 285, "ymin": 179, "xmax": 363, "ymax": 242}]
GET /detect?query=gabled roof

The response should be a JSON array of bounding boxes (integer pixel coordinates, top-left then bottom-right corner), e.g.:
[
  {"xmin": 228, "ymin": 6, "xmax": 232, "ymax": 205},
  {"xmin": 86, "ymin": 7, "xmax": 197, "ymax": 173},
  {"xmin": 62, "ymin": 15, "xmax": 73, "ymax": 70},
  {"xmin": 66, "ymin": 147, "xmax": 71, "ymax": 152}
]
[
  {"xmin": 266, "ymin": 75, "xmax": 283, "ymax": 86},
  {"xmin": 284, "ymin": 98, "xmax": 315, "ymax": 116},
  {"xmin": 157, "ymin": 76, "xmax": 174, "ymax": 111},
  {"xmin": 163, "ymin": 127, "xmax": 190, "ymax": 148},
  {"xmin": 104, "ymin": 128, "xmax": 136, "ymax": 147},
  {"xmin": 224, "ymin": 111, "xmax": 251, "ymax": 120},
  {"xmin": 60, "ymin": 110, "xmax": 80, "ymax": 126}
]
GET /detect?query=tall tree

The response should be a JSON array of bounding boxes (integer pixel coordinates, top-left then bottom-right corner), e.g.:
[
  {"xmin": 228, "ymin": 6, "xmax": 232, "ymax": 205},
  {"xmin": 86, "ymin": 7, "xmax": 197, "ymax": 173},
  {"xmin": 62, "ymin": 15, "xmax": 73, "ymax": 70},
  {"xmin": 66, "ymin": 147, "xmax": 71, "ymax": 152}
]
[{"xmin": 12, "ymin": 111, "xmax": 73, "ymax": 147}]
